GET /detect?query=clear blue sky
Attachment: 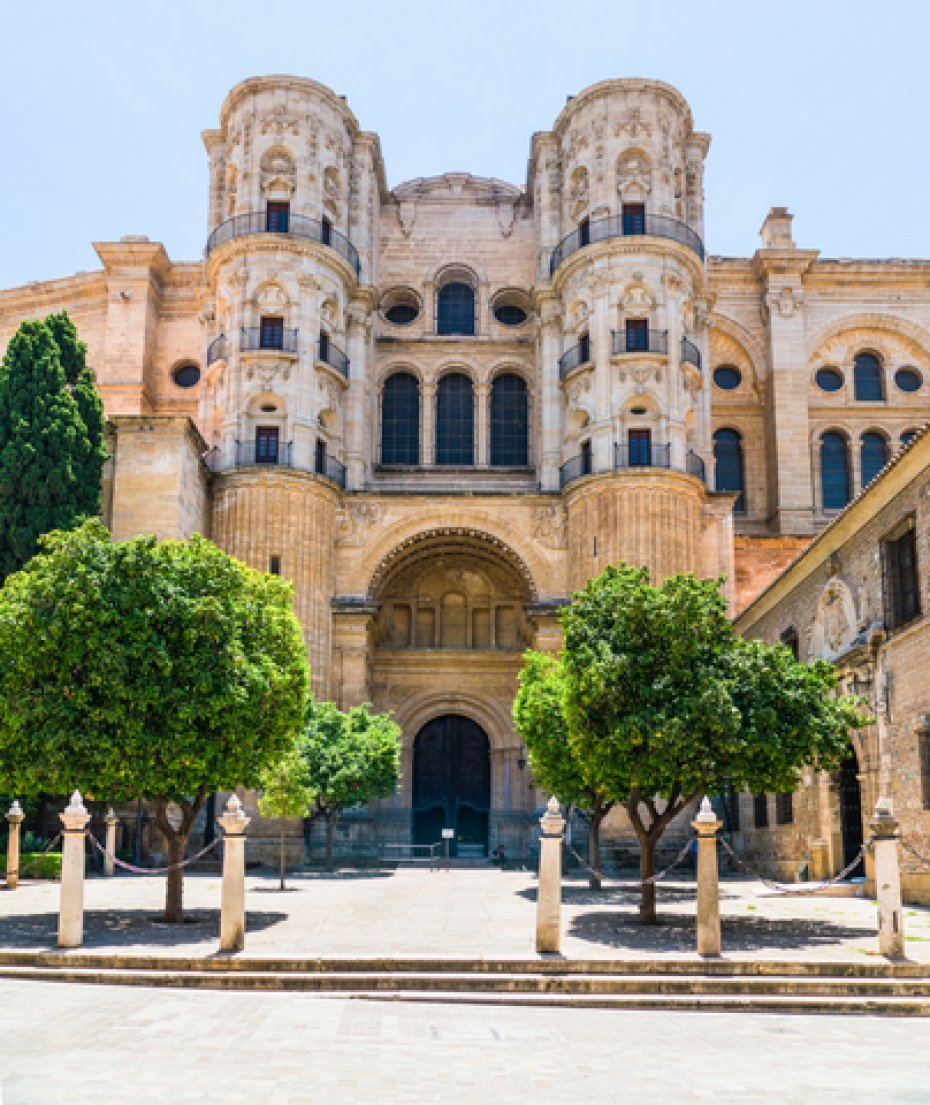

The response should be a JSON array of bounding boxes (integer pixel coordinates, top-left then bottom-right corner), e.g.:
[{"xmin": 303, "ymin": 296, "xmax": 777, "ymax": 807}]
[{"xmin": 3, "ymin": 0, "xmax": 929, "ymax": 287}]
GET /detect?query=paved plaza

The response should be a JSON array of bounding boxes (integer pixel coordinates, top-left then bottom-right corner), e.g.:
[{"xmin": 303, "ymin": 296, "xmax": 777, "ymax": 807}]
[
  {"xmin": 0, "ymin": 979, "xmax": 929, "ymax": 1104},
  {"xmin": 0, "ymin": 866, "xmax": 929, "ymax": 962}
]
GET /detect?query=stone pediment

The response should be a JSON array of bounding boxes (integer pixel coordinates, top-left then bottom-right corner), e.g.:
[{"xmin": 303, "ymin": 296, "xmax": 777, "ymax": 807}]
[{"xmin": 393, "ymin": 173, "xmax": 522, "ymax": 204}]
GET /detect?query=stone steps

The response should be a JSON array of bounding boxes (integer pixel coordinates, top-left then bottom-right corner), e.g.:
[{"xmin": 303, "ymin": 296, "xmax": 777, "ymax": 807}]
[{"xmin": 0, "ymin": 954, "xmax": 928, "ymax": 1014}]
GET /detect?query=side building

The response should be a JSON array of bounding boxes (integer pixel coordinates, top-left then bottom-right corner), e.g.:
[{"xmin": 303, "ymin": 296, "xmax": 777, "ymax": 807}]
[{"xmin": 735, "ymin": 425, "xmax": 930, "ymax": 903}]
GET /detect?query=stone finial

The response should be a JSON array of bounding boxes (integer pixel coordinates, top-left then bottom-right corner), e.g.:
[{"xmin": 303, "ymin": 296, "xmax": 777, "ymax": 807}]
[
  {"xmin": 695, "ymin": 796, "xmax": 715, "ymax": 822},
  {"xmin": 871, "ymin": 796, "xmax": 898, "ymax": 838},
  {"xmin": 59, "ymin": 790, "xmax": 90, "ymax": 832},
  {"xmin": 6, "ymin": 799, "xmax": 24, "ymax": 823},
  {"xmin": 692, "ymin": 795, "xmax": 722, "ymax": 836},
  {"xmin": 759, "ymin": 206, "xmax": 795, "ymax": 249},
  {"xmin": 218, "ymin": 792, "xmax": 251, "ymax": 836},
  {"xmin": 539, "ymin": 796, "xmax": 565, "ymax": 837},
  {"xmin": 105, "ymin": 807, "xmax": 119, "ymax": 825}
]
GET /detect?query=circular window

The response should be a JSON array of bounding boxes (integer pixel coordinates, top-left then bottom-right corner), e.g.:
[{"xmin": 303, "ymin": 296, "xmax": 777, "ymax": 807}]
[
  {"xmin": 494, "ymin": 304, "xmax": 528, "ymax": 326},
  {"xmin": 713, "ymin": 365, "xmax": 741, "ymax": 390},
  {"xmin": 815, "ymin": 367, "xmax": 844, "ymax": 393},
  {"xmin": 172, "ymin": 363, "xmax": 200, "ymax": 389},
  {"xmin": 895, "ymin": 367, "xmax": 922, "ymax": 393},
  {"xmin": 385, "ymin": 303, "xmax": 418, "ymax": 326}
]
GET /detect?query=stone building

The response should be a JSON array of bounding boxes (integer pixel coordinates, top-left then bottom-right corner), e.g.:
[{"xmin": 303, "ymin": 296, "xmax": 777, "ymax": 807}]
[
  {"xmin": 1, "ymin": 74, "xmax": 930, "ymax": 860},
  {"xmin": 735, "ymin": 425, "xmax": 930, "ymax": 903}
]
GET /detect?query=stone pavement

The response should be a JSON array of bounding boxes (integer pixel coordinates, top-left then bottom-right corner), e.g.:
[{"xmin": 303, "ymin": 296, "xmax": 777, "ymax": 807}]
[
  {"xmin": 1, "ymin": 979, "xmax": 929, "ymax": 1104},
  {"xmin": 0, "ymin": 867, "xmax": 929, "ymax": 962}
]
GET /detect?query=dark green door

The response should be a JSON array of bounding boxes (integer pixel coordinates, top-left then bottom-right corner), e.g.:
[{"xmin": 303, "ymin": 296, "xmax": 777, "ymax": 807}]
[{"xmin": 412, "ymin": 715, "xmax": 490, "ymax": 856}]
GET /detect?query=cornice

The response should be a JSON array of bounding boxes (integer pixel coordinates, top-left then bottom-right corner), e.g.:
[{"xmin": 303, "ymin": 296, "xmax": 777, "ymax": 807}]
[{"xmin": 217, "ymin": 74, "xmax": 361, "ymax": 137}]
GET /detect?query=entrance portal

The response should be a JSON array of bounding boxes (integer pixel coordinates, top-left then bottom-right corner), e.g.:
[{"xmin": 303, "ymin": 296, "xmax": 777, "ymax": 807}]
[
  {"xmin": 412, "ymin": 715, "xmax": 490, "ymax": 856},
  {"xmin": 838, "ymin": 752, "xmax": 863, "ymax": 869}
]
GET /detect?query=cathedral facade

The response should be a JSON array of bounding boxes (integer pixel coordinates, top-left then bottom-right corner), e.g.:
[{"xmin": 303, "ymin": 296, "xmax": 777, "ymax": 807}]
[{"xmin": 2, "ymin": 75, "xmax": 930, "ymax": 860}]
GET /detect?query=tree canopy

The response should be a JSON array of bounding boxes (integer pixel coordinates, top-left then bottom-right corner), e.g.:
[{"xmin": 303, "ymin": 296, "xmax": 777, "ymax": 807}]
[
  {"xmin": 0, "ymin": 520, "xmax": 309, "ymax": 919},
  {"xmin": 0, "ymin": 313, "xmax": 107, "ymax": 580},
  {"xmin": 515, "ymin": 563, "xmax": 867, "ymax": 921},
  {"xmin": 300, "ymin": 699, "xmax": 401, "ymax": 869}
]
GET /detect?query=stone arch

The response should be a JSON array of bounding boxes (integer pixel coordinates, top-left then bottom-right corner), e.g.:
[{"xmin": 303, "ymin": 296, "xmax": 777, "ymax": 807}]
[
  {"xmin": 394, "ymin": 692, "xmax": 515, "ymax": 754},
  {"xmin": 709, "ymin": 315, "xmax": 765, "ymax": 388},
  {"xmin": 807, "ymin": 313, "xmax": 930, "ymax": 365},
  {"xmin": 616, "ymin": 146, "xmax": 652, "ymax": 202}
]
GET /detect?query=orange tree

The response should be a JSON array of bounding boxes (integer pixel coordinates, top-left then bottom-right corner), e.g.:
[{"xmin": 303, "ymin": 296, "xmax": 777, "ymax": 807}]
[
  {"xmin": 0, "ymin": 521, "xmax": 308, "ymax": 921},
  {"xmin": 515, "ymin": 564, "xmax": 866, "ymax": 923}
]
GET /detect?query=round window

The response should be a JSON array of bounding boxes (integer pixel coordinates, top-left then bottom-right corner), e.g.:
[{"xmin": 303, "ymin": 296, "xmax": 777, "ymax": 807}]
[
  {"xmin": 895, "ymin": 367, "xmax": 922, "ymax": 393},
  {"xmin": 494, "ymin": 304, "xmax": 528, "ymax": 326},
  {"xmin": 815, "ymin": 367, "xmax": 844, "ymax": 393},
  {"xmin": 713, "ymin": 365, "xmax": 741, "ymax": 390},
  {"xmin": 385, "ymin": 303, "xmax": 418, "ymax": 326},
  {"xmin": 172, "ymin": 363, "xmax": 200, "ymax": 389}
]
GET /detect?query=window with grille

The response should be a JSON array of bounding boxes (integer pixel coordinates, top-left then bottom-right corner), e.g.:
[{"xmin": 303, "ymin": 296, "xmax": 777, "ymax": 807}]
[
  {"xmin": 780, "ymin": 625, "xmax": 800, "ymax": 660},
  {"xmin": 860, "ymin": 432, "xmax": 889, "ymax": 489},
  {"xmin": 255, "ymin": 426, "xmax": 279, "ymax": 464},
  {"xmin": 260, "ymin": 316, "xmax": 284, "ymax": 350},
  {"xmin": 580, "ymin": 440, "xmax": 592, "ymax": 475},
  {"xmin": 628, "ymin": 428, "xmax": 651, "ymax": 466},
  {"xmin": 820, "ymin": 432, "xmax": 851, "ymax": 510},
  {"xmin": 315, "ymin": 438, "xmax": 326, "ymax": 475},
  {"xmin": 622, "ymin": 203, "xmax": 646, "ymax": 235},
  {"xmin": 724, "ymin": 790, "xmax": 741, "ymax": 832},
  {"xmin": 490, "ymin": 374, "xmax": 528, "ymax": 466},
  {"xmin": 265, "ymin": 202, "xmax": 290, "ymax": 233},
  {"xmin": 437, "ymin": 283, "xmax": 475, "ymax": 335},
  {"xmin": 753, "ymin": 793, "xmax": 769, "ymax": 828},
  {"xmin": 625, "ymin": 318, "xmax": 648, "ymax": 352},
  {"xmin": 920, "ymin": 730, "xmax": 930, "ymax": 810},
  {"xmin": 714, "ymin": 428, "xmax": 745, "ymax": 512},
  {"xmin": 381, "ymin": 373, "xmax": 420, "ymax": 465},
  {"xmin": 854, "ymin": 352, "xmax": 884, "ymax": 401},
  {"xmin": 321, "ymin": 216, "xmax": 332, "ymax": 246},
  {"xmin": 775, "ymin": 792, "xmax": 793, "ymax": 825},
  {"xmin": 435, "ymin": 373, "xmax": 474, "ymax": 465},
  {"xmin": 269, "ymin": 555, "xmax": 281, "ymax": 575},
  {"xmin": 882, "ymin": 519, "xmax": 921, "ymax": 631}
]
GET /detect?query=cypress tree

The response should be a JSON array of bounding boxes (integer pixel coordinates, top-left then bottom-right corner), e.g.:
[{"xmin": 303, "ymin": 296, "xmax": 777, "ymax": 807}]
[{"xmin": 0, "ymin": 313, "xmax": 107, "ymax": 579}]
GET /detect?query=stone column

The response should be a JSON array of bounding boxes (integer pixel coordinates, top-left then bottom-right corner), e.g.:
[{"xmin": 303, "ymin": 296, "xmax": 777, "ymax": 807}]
[
  {"xmin": 537, "ymin": 293, "xmax": 562, "ymax": 491},
  {"xmin": 590, "ymin": 282, "xmax": 612, "ymax": 471},
  {"xmin": 421, "ymin": 382, "xmax": 436, "ymax": 466},
  {"xmin": 870, "ymin": 797, "xmax": 905, "ymax": 959},
  {"xmin": 692, "ymin": 796, "xmax": 722, "ymax": 957},
  {"xmin": 5, "ymin": 800, "xmax": 24, "ymax": 890},
  {"xmin": 475, "ymin": 381, "xmax": 490, "ymax": 467},
  {"xmin": 104, "ymin": 808, "xmax": 119, "ymax": 878},
  {"xmin": 218, "ymin": 793, "xmax": 251, "ymax": 953},
  {"xmin": 58, "ymin": 791, "xmax": 91, "ymax": 948},
  {"xmin": 535, "ymin": 797, "xmax": 565, "ymax": 954}
]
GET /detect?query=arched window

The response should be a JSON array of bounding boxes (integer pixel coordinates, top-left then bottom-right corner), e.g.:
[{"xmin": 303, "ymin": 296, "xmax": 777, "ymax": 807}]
[
  {"xmin": 490, "ymin": 374, "xmax": 528, "ymax": 466},
  {"xmin": 860, "ymin": 432, "xmax": 889, "ymax": 488},
  {"xmin": 437, "ymin": 282, "xmax": 475, "ymax": 336},
  {"xmin": 820, "ymin": 432, "xmax": 851, "ymax": 510},
  {"xmin": 380, "ymin": 373, "xmax": 420, "ymax": 465},
  {"xmin": 901, "ymin": 429, "xmax": 919, "ymax": 446},
  {"xmin": 854, "ymin": 352, "xmax": 884, "ymax": 402},
  {"xmin": 436, "ymin": 373, "xmax": 474, "ymax": 465},
  {"xmin": 713, "ymin": 428, "xmax": 745, "ymax": 512}
]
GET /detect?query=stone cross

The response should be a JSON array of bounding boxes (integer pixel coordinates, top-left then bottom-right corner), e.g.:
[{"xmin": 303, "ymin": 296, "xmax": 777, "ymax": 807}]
[
  {"xmin": 58, "ymin": 791, "xmax": 90, "ymax": 948},
  {"xmin": 104, "ymin": 807, "xmax": 119, "ymax": 878},
  {"xmin": 535, "ymin": 796, "xmax": 565, "ymax": 954},
  {"xmin": 870, "ymin": 797, "xmax": 905, "ymax": 959},
  {"xmin": 692, "ymin": 796, "xmax": 722, "ymax": 957},
  {"xmin": 218, "ymin": 792, "xmax": 250, "ymax": 952},
  {"xmin": 5, "ymin": 799, "xmax": 25, "ymax": 890}
]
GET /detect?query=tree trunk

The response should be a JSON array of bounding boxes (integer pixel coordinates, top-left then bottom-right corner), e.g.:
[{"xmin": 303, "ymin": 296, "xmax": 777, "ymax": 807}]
[
  {"xmin": 639, "ymin": 834, "xmax": 658, "ymax": 925},
  {"xmin": 279, "ymin": 823, "xmax": 286, "ymax": 891},
  {"xmin": 165, "ymin": 833, "xmax": 186, "ymax": 923},
  {"xmin": 587, "ymin": 805, "xmax": 606, "ymax": 891},
  {"xmin": 325, "ymin": 812, "xmax": 337, "ymax": 872}
]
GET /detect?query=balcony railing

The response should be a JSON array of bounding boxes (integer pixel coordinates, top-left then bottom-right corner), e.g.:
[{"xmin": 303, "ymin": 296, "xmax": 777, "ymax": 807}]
[
  {"xmin": 240, "ymin": 327, "xmax": 299, "ymax": 354},
  {"xmin": 611, "ymin": 328, "xmax": 669, "ymax": 357},
  {"xmin": 550, "ymin": 213, "xmax": 705, "ymax": 276},
  {"xmin": 681, "ymin": 337, "xmax": 702, "ymax": 368},
  {"xmin": 558, "ymin": 339, "xmax": 592, "ymax": 381},
  {"xmin": 318, "ymin": 338, "xmax": 350, "ymax": 379},
  {"xmin": 559, "ymin": 442, "xmax": 707, "ymax": 490},
  {"xmin": 614, "ymin": 441, "xmax": 671, "ymax": 470},
  {"xmin": 204, "ymin": 442, "xmax": 346, "ymax": 489},
  {"xmin": 206, "ymin": 334, "xmax": 227, "ymax": 366},
  {"xmin": 205, "ymin": 211, "xmax": 362, "ymax": 277}
]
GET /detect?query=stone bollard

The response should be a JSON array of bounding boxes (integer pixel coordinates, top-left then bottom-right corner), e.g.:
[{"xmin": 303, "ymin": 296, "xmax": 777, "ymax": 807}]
[
  {"xmin": 871, "ymin": 797, "xmax": 905, "ymax": 959},
  {"xmin": 104, "ymin": 807, "xmax": 119, "ymax": 878},
  {"xmin": 5, "ymin": 800, "xmax": 25, "ymax": 890},
  {"xmin": 58, "ymin": 791, "xmax": 90, "ymax": 948},
  {"xmin": 535, "ymin": 796, "xmax": 565, "ymax": 954},
  {"xmin": 692, "ymin": 796, "xmax": 722, "ymax": 957},
  {"xmin": 218, "ymin": 792, "xmax": 250, "ymax": 953}
]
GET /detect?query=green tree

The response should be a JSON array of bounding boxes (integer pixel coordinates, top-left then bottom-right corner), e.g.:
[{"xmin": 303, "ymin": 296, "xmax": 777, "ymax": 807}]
[
  {"xmin": 0, "ymin": 313, "xmax": 107, "ymax": 579},
  {"xmin": 257, "ymin": 745, "xmax": 315, "ymax": 890},
  {"xmin": 0, "ymin": 521, "xmax": 309, "ymax": 921},
  {"xmin": 300, "ymin": 699, "xmax": 401, "ymax": 870},
  {"xmin": 513, "ymin": 652, "xmax": 614, "ymax": 889},
  {"xmin": 517, "ymin": 564, "xmax": 867, "ymax": 923}
]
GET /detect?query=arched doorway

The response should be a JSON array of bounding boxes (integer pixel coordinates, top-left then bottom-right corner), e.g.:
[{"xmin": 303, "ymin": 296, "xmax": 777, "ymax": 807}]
[
  {"xmin": 838, "ymin": 752, "xmax": 863, "ymax": 869},
  {"xmin": 412, "ymin": 715, "xmax": 490, "ymax": 856}
]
